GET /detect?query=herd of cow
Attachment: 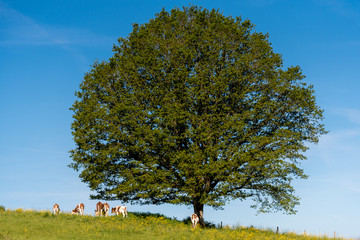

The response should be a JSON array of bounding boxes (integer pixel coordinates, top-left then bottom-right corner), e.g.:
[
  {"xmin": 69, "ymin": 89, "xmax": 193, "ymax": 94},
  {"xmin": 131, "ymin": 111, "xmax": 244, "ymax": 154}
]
[
  {"xmin": 52, "ymin": 202, "xmax": 200, "ymax": 228},
  {"xmin": 52, "ymin": 202, "xmax": 128, "ymax": 218}
]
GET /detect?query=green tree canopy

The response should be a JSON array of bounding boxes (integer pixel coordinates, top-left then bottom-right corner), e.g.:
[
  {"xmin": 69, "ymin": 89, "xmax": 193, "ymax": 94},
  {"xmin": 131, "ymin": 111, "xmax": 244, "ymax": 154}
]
[{"xmin": 70, "ymin": 6, "xmax": 326, "ymax": 223}]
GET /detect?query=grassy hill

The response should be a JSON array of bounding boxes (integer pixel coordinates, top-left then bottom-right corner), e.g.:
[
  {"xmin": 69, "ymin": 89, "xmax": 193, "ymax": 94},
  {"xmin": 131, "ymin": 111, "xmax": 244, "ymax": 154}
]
[{"xmin": 0, "ymin": 208, "xmax": 349, "ymax": 240}]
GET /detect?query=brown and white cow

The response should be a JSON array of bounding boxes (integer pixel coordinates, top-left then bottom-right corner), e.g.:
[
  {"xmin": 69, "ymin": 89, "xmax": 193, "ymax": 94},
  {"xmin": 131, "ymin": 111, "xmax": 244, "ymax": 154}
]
[
  {"xmin": 71, "ymin": 203, "xmax": 84, "ymax": 215},
  {"xmin": 95, "ymin": 201, "xmax": 109, "ymax": 217},
  {"xmin": 95, "ymin": 201, "xmax": 104, "ymax": 216},
  {"xmin": 53, "ymin": 203, "xmax": 60, "ymax": 214},
  {"xmin": 103, "ymin": 202, "xmax": 110, "ymax": 217},
  {"xmin": 191, "ymin": 213, "xmax": 199, "ymax": 228},
  {"xmin": 111, "ymin": 206, "xmax": 128, "ymax": 218}
]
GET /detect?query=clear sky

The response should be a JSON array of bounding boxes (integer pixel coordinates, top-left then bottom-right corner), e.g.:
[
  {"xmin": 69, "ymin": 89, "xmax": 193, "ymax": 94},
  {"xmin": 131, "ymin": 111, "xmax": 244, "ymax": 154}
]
[{"xmin": 1, "ymin": 0, "xmax": 359, "ymax": 238}]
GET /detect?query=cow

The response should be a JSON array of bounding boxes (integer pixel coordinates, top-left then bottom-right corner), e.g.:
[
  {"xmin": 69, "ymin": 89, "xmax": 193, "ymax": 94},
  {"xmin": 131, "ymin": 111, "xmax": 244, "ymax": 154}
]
[
  {"xmin": 103, "ymin": 202, "xmax": 110, "ymax": 217},
  {"xmin": 52, "ymin": 203, "xmax": 60, "ymax": 215},
  {"xmin": 95, "ymin": 201, "xmax": 104, "ymax": 216},
  {"xmin": 71, "ymin": 203, "xmax": 84, "ymax": 215},
  {"xmin": 111, "ymin": 206, "xmax": 128, "ymax": 218},
  {"xmin": 191, "ymin": 213, "xmax": 199, "ymax": 228},
  {"xmin": 95, "ymin": 201, "xmax": 109, "ymax": 217}
]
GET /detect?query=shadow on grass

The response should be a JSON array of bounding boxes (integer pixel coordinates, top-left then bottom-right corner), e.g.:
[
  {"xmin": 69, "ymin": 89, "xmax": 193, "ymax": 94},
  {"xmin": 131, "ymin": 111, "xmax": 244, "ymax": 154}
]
[{"xmin": 131, "ymin": 211, "xmax": 216, "ymax": 228}]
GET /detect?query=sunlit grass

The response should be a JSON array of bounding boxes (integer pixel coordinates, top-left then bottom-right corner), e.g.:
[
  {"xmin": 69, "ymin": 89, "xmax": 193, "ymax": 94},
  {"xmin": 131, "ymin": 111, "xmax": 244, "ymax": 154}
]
[{"xmin": 0, "ymin": 209, "xmax": 352, "ymax": 239}]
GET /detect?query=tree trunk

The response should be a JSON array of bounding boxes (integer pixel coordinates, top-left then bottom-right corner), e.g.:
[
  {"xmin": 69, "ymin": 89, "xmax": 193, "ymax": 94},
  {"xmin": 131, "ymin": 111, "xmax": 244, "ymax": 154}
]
[{"xmin": 193, "ymin": 202, "xmax": 204, "ymax": 227}]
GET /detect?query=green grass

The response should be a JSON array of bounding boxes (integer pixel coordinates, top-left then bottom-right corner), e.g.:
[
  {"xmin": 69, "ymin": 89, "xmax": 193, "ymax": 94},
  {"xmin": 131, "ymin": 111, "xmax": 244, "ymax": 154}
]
[{"xmin": 0, "ymin": 209, "xmax": 350, "ymax": 240}]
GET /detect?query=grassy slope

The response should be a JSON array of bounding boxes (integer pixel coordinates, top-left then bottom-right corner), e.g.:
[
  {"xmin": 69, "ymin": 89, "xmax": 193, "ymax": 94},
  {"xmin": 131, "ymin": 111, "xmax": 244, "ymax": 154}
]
[{"xmin": 0, "ymin": 209, "xmax": 347, "ymax": 240}]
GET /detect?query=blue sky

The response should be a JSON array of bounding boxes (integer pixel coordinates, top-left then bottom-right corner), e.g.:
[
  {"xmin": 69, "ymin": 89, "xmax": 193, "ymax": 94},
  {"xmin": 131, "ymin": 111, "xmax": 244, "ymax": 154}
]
[{"xmin": 1, "ymin": 0, "xmax": 360, "ymax": 238}]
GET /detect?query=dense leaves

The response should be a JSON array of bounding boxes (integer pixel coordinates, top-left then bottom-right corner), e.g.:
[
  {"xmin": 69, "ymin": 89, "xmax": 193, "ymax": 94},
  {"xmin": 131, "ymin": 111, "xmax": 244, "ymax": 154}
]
[{"xmin": 70, "ymin": 6, "xmax": 326, "ymax": 218}]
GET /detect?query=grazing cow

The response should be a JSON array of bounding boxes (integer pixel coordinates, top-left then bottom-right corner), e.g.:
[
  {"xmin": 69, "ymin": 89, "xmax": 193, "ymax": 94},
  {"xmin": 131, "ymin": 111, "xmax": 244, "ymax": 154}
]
[
  {"xmin": 103, "ymin": 203, "xmax": 110, "ymax": 217},
  {"xmin": 95, "ymin": 201, "xmax": 104, "ymax": 216},
  {"xmin": 95, "ymin": 201, "xmax": 109, "ymax": 217},
  {"xmin": 53, "ymin": 203, "xmax": 60, "ymax": 214},
  {"xmin": 111, "ymin": 206, "xmax": 128, "ymax": 218},
  {"xmin": 191, "ymin": 213, "xmax": 199, "ymax": 228},
  {"xmin": 71, "ymin": 203, "xmax": 84, "ymax": 215}
]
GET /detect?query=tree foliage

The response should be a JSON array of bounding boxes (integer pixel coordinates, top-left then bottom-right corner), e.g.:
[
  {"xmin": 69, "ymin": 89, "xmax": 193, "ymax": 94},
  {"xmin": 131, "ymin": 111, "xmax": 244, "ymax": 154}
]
[{"xmin": 70, "ymin": 6, "xmax": 326, "ymax": 219}]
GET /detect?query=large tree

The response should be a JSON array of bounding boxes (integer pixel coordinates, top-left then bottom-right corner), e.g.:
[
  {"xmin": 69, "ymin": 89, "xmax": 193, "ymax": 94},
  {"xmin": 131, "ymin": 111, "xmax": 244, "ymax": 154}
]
[{"xmin": 70, "ymin": 6, "xmax": 326, "ymax": 224}]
